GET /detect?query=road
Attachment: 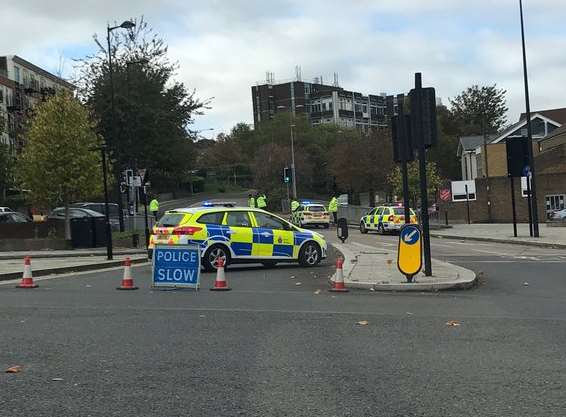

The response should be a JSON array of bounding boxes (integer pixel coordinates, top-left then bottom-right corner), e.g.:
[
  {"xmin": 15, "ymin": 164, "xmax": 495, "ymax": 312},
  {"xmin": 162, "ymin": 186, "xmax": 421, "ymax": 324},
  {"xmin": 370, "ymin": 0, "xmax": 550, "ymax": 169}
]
[{"xmin": 1, "ymin": 229, "xmax": 566, "ymax": 416}]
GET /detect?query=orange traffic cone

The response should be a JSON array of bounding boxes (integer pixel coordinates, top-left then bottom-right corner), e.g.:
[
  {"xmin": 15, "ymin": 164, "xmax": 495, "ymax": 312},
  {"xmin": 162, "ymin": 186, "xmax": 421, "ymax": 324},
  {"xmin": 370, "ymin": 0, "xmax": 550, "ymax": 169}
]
[
  {"xmin": 210, "ymin": 258, "xmax": 231, "ymax": 291},
  {"xmin": 116, "ymin": 257, "xmax": 138, "ymax": 290},
  {"xmin": 17, "ymin": 256, "xmax": 38, "ymax": 289},
  {"xmin": 329, "ymin": 257, "xmax": 349, "ymax": 292}
]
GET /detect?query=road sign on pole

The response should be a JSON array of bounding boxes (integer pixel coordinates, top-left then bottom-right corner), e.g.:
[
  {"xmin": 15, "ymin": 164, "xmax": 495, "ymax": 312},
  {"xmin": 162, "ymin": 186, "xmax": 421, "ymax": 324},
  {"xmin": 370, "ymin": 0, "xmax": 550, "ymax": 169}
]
[
  {"xmin": 152, "ymin": 244, "xmax": 201, "ymax": 290},
  {"xmin": 397, "ymin": 224, "xmax": 423, "ymax": 283}
]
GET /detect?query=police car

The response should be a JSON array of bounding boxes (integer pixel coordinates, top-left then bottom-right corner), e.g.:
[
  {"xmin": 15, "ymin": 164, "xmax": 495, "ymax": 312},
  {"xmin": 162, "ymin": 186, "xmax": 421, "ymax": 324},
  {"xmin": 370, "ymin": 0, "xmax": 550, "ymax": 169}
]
[
  {"xmin": 149, "ymin": 205, "xmax": 327, "ymax": 271},
  {"xmin": 360, "ymin": 205, "xmax": 418, "ymax": 234},
  {"xmin": 290, "ymin": 202, "xmax": 330, "ymax": 229}
]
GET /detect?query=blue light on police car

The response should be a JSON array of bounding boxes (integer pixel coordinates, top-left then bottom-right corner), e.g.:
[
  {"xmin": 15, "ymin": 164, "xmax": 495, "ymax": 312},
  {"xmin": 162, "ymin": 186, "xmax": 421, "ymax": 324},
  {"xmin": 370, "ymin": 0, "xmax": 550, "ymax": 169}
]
[
  {"xmin": 203, "ymin": 201, "xmax": 213, "ymax": 207},
  {"xmin": 301, "ymin": 200, "xmax": 312, "ymax": 205}
]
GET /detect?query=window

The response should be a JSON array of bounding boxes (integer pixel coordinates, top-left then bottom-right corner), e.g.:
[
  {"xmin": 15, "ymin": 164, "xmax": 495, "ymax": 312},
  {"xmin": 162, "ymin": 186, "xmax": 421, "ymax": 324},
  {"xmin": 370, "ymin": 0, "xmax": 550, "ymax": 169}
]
[
  {"xmin": 254, "ymin": 212, "xmax": 288, "ymax": 230},
  {"xmin": 158, "ymin": 213, "xmax": 186, "ymax": 227},
  {"xmin": 307, "ymin": 205, "xmax": 325, "ymax": 212},
  {"xmin": 367, "ymin": 208, "xmax": 377, "ymax": 216},
  {"xmin": 14, "ymin": 66, "xmax": 20, "ymax": 83},
  {"xmin": 225, "ymin": 211, "xmax": 251, "ymax": 227},
  {"xmin": 376, "ymin": 207, "xmax": 384, "ymax": 216},
  {"xmin": 198, "ymin": 211, "xmax": 225, "ymax": 225}
]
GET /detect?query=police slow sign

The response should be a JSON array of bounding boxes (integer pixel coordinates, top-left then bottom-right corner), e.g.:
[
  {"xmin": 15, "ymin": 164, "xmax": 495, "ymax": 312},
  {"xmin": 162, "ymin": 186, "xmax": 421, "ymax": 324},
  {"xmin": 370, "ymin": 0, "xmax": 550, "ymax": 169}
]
[
  {"xmin": 397, "ymin": 224, "xmax": 423, "ymax": 282},
  {"xmin": 152, "ymin": 244, "xmax": 201, "ymax": 289}
]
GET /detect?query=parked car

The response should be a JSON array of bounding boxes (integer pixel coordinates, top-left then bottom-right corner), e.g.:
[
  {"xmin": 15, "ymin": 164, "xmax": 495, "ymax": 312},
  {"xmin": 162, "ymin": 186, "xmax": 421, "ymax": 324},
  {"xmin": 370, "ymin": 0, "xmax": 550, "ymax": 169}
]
[
  {"xmin": 0, "ymin": 212, "xmax": 32, "ymax": 223},
  {"xmin": 0, "ymin": 207, "xmax": 13, "ymax": 213},
  {"xmin": 70, "ymin": 202, "xmax": 120, "ymax": 229},
  {"xmin": 550, "ymin": 209, "xmax": 566, "ymax": 221},
  {"xmin": 48, "ymin": 207, "xmax": 106, "ymax": 221}
]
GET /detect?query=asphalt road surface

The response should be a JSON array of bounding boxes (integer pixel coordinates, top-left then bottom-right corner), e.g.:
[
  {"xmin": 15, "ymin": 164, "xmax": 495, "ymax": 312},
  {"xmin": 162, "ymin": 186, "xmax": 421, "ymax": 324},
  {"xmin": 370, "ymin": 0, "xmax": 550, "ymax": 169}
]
[{"xmin": 2, "ymin": 230, "xmax": 566, "ymax": 416}]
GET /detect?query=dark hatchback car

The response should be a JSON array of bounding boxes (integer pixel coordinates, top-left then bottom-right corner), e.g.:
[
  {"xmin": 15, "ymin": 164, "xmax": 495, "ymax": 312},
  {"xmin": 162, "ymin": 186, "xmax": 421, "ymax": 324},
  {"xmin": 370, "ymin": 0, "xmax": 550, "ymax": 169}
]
[
  {"xmin": 48, "ymin": 207, "xmax": 106, "ymax": 221},
  {"xmin": 0, "ymin": 212, "xmax": 32, "ymax": 224},
  {"xmin": 70, "ymin": 202, "xmax": 120, "ymax": 230}
]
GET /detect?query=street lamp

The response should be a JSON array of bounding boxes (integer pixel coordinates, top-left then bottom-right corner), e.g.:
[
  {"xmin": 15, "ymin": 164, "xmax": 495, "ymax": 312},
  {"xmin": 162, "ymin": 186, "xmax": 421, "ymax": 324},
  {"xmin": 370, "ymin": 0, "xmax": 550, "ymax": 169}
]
[
  {"xmin": 518, "ymin": 0, "xmax": 540, "ymax": 237},
  {"xmin": 277, "ymin": 104, "xmax": 303, "ymax": 199},
  {"xmin": 107, "ymin": 19, "xmax": 136, "ymax": 232}
]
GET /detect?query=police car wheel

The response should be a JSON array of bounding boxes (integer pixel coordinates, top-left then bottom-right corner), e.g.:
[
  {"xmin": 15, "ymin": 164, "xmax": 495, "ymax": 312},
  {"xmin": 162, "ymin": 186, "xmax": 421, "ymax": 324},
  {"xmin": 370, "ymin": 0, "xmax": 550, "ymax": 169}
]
[
  {"xmin": 360, "ymin": 222, "xmax": 368, "ymax": 234},
  {"xmin": 299, "ymin": 242, "xmax": 321, "ymax": 267},
  {"xmin": 203, "ymin": 244, "xmax": 230, "ymax": 272}
]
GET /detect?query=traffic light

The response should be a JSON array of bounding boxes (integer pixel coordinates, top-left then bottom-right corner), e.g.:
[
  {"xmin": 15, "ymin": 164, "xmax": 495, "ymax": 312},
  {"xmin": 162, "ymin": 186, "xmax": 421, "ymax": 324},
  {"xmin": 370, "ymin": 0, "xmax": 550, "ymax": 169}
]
[{"xmin": 283, "ymin": 167, "xmax": 291, "ymax": 184}]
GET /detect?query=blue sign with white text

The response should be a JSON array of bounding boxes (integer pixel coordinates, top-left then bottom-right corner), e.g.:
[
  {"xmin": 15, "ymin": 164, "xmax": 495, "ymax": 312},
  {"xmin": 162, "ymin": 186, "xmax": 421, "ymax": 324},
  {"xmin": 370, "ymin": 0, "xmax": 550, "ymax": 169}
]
[
  {"xmin": 400, "ymin": 225, "xmax": 420, "ymax": 245},
  {"xmin": 152, "ymin": 244, "xmax": 201, "ymax": 289}
]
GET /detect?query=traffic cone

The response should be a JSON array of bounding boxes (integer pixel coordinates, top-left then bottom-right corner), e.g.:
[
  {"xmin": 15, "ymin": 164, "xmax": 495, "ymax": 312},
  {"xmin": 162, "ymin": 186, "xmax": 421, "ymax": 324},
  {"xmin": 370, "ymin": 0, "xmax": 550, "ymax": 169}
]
[
  {"xmin": 210, "ymin": 258, "xmax": 231, "ymax": 291},
  {"xmin": 16, "ymin": 256, "xmax": 38, "ymax": 289},
  {"xmin": 329, "ymin": 257, "xmax": 349, "ymax": 292},
  {"xmin": 116, "ymin": 257, "xmax": 139, "ymax": 290}
]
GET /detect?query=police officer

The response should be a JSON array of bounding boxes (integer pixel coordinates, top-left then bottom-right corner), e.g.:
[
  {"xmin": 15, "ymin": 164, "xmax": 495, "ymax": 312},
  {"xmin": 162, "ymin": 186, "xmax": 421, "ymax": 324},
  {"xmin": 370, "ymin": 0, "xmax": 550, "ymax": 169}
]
[
  {"xmin": 248, "ymin": 193, "xmax": 256, "ymax": 208},
  {"xmin": 149, "ymin": 197, "xmax": 159, "ymax": 220},
  {"xmin": 291, "ymin": 200, "xmax": 300, "ymax": 212},
  {"xmin": 256, "ymin": 193, "xmax": 267, "ymax": 210},
  {"xmin": 328, "ymin": 195, "xmax": 338, "ymax": 225}
]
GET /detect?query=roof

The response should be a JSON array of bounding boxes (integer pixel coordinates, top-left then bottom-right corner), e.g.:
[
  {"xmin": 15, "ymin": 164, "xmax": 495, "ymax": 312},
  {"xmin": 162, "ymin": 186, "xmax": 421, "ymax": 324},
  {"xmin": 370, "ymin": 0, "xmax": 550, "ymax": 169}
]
[
  {"xmin": 520, "ymin": 107, "xmax": 566, "ymax": 125},
  {"xmin": 459, "ymin": 136, "xmax": 486, "ymax": 152},
  {"xmin": 168, "ymin": 206, "xmax": 265, "ymax": 214},
  {"xmin": 9, "ymin": 55, "xmax": 76, "ymax": 90},
  {"xmin": 542, "ymin": 123, "xmax": 566, "ymax": 141},
  {"xmin": 491, "ymin": 113, "xmax": 562, "ymax": 144}
]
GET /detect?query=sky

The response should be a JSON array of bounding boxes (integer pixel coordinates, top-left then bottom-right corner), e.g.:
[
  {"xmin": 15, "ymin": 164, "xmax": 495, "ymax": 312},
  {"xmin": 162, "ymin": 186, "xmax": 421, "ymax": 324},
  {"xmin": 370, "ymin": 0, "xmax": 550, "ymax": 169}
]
[{"xmin": 2, "ymin": 0, "xmax": 566, "ymax": 139}]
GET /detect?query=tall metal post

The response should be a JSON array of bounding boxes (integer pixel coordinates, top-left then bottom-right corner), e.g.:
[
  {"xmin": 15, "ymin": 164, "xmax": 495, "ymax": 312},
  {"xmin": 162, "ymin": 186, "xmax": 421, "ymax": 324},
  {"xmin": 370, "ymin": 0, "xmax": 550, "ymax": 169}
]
[
  {"xmin": 290, "ymin": 124, "xmax": 297, "ymax": 199},
  {"xmin": 143, "ymin": 184, "xmax": 150, "ymax": 248},
  {"xmin": 465, "ymin": 184, "xmax": 471, "ymax": 225},
  {"xmin": 401, "ymin": 160, "xmax": 410, "ymax": 223},
  {"xmin": 100, "ymin": 146, "xmax": 113, "ymax": 260},
  {"xmin": 519, "ymin": 0, "xmax": 539, "ymax": 237},
  {"xmin": 414, "ymin": 73, "xmax": 432, "ymax": 276},
  {"xmin": 526, "ymin": 175, "xmax": 533, "ymax": 237},
  {"xmin": 107, "ymin": 26, "xmax": 125, "ymax": 232},
  {"xmin": 510, "ymin": 177, "xmax": 518, "ymax": 237}
]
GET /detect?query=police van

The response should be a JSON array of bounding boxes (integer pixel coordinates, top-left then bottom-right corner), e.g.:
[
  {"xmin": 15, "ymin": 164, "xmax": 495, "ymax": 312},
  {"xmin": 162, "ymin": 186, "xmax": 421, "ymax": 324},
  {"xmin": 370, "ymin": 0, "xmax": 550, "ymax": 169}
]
[{"xmin": 149, "ymin": 206, "xmax": 327, "ymax": 271}]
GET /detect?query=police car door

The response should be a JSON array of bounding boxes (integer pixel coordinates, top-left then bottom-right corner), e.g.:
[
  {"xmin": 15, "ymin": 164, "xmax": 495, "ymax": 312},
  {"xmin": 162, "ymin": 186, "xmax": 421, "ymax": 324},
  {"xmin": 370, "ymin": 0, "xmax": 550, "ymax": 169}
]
[
  {"xmin": 223, "ymin": 211, "xmax": 254, "ymax": 258},
  {"xmin": 252, "ymin": 212, "xmax": 294, "ymax": 258}
]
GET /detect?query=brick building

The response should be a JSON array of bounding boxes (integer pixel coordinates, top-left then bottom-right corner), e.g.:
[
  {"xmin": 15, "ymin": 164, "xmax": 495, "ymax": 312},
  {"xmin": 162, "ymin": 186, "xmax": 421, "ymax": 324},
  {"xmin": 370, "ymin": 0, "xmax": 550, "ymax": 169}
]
[{"xmin": 444, "ymin": 107, "xmax": 566, "ymax": 223}]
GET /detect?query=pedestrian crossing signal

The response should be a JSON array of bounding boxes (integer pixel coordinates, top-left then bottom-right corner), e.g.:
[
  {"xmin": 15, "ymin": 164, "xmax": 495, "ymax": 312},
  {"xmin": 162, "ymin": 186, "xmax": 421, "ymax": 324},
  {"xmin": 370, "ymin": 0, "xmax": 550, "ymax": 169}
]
[{"xmin": 283, "ymin": 167, "xmax": 291, "ymax": 184}]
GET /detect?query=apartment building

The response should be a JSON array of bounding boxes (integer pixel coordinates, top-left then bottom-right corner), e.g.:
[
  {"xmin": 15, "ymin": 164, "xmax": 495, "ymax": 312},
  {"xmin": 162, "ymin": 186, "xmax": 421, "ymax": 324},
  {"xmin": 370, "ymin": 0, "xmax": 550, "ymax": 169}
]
[
  {"xmin": 251, "ymin": 75, "xmax": 398, "ymax": 131},
  {"xmin": 0, "ymin": 55, "xmax": 75, "ymax": 150}
]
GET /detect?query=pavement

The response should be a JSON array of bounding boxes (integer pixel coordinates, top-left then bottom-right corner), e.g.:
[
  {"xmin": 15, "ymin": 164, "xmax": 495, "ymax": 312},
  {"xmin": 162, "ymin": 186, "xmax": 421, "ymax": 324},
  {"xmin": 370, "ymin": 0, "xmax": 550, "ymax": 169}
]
[
  {"xmin": 431, "ymin": 222, "xmax": 566, "ymax": 248},
  {"xmin": 332, "ymin": 240, "xmax": 477, "ymax": 291},
  {"xmin": 0, "ymin": 254, "xmax": 148, "ymax": 281}
]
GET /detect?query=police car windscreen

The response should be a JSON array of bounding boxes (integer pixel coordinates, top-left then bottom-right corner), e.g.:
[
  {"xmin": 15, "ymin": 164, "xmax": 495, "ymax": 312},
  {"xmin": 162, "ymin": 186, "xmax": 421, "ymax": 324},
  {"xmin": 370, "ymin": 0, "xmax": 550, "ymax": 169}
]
[
  {"xmin": 308, "ymin": 205, "xmax": 326, "ymax": 212},
  {"xmin": 158, "ymin": 213, "xmax": 185, "ymax": 227}
]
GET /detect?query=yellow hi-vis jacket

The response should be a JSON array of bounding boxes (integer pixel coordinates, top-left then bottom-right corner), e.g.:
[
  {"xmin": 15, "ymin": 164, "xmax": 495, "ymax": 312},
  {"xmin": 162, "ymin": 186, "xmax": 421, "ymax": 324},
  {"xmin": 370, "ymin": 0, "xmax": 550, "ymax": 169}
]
[
  {"xmin": 328, "ymin": 197, "xmax": 338, "ymax": 213},
  {"xmin": 149, "ymin": 199, "xmax": 159, "ymax": 212}
]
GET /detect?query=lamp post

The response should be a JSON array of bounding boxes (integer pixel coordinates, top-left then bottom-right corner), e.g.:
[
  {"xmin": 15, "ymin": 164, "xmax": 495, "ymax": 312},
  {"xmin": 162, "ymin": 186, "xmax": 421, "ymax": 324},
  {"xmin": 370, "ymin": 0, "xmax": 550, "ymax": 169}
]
[
  {"xmin": 107, "ymin": 19, "xmax": 136, "ymax": 232},
  {"xmin": 518, "ymin": 0, "xmax": 539, "ymax": 237},
  {"xmin": 277, "ymin": 104, "xmax": 303, "ymax": 199}
]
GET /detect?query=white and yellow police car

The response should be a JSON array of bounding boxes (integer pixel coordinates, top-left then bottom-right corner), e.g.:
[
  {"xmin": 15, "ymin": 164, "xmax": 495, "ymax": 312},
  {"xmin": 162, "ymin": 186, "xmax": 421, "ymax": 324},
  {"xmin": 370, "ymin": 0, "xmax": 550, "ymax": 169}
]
[
  {"xmin": 149, "ymin": 205, "xmax": 327, "ymax": 271},
  {"xmin": 290, "ymin": 201, "xmax": 330, "ymax": 229},
  {"xmin": 360, "ymin": 204, "xmax": 418, "ymax": 234}
]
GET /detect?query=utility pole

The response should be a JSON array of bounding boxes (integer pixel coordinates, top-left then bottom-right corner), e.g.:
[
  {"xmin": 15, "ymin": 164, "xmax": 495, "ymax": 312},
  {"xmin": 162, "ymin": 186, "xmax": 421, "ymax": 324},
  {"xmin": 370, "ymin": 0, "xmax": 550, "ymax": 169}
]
[{"xmin": 519, "ymin": 0, "xmax": 540, "ymax": 237}]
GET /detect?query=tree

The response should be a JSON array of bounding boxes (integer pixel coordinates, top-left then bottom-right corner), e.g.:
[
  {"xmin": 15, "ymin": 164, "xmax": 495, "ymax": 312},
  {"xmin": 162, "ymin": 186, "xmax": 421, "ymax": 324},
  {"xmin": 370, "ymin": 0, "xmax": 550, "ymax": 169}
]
[
  {"xmin": 449, "ymin": 84, "xmax": 508, "ymax": 135},
  {"xmin": 0, "ymin": 144, "xmax": 14, "ymax": 203},
  {"xmin": 75, "ymin": 17, "xmax": 208, "ymax": 192},
  {"xmin": 427, "ymin": 105, "xmax": 461, "ymax": 180},
  {"xmin": 388, "ymin": 160, "xmax": 442, "ymax": 208},
  {"xmin": 330, "ymin": 129, "xmax": 394, "ymax": 204},
  {"xmin": 17, "ymin": 92, "xmax": 104, "ymax": 239}
]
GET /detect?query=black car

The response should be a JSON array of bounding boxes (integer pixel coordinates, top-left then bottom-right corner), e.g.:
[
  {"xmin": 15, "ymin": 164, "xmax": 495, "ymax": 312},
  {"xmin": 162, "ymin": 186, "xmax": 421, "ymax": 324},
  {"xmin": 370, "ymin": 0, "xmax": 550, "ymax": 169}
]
[
  {"xmin": 70, "ymin": 202, "xmax": 121, "ymax": 229},
  {"xmin": 48, "ymin": 207, "xmax": 106, "ymax": 221},
  {"xmin": 0, "ymin": 212, "xmax": 32, "ymax": 223}
]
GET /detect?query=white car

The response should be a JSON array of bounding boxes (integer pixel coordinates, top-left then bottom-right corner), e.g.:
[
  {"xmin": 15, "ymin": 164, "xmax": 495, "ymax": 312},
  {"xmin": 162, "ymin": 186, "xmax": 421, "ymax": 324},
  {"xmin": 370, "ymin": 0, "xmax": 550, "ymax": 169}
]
[{"xmin": 0, "ymin": 207, "xmax": 13, "ymax": 213}]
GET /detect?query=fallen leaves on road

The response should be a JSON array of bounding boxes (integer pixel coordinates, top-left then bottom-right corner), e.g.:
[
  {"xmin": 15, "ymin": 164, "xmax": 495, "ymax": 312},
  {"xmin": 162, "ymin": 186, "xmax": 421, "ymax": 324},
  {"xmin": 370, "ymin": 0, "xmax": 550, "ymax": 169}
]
[
  {"xmin": 356, "ymin": 320, "xmax": 369, "ymax": 326},
  {"xmin": 369, "ymin": 287, "xmax": 375, "ymax": 292},
  {"xmin": 314, "ymin": 289, "xmax": 321, "ymax": 295},
  {"xmin": 386, "ymin": 259, "xmax": 393, "ymax": 265},
  {"xmin": 406, "ymin": 312, "xmax": 414, "ymax": 316},
  {"xmin": 295, "ymin": 282, "xmax": 302, "ymax": 286},
  {"xmin": 51, "ymin": 378, "xmax": 64, "ymax": 381},
  {"xmin": 446, "ymin": 320, "xmax": 461, "ymax": 327},
  {"xmin": 523, "ymin": 282, "xmax": 529, "ymax": 286},
  {"xmin": 5, "ymin": 366, "xmax": 22, "ymax": 373},
  {"xmin": 290, "ymin": 276, "xmax": 296, "ymax": 279}
]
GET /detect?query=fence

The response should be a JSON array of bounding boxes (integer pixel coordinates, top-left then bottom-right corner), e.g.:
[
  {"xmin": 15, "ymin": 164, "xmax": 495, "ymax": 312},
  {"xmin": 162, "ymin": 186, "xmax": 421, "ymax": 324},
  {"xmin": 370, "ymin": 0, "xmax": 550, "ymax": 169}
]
[{"xmin": 338, "ymin": 205, "xmax": 371, "ymax": 225}]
